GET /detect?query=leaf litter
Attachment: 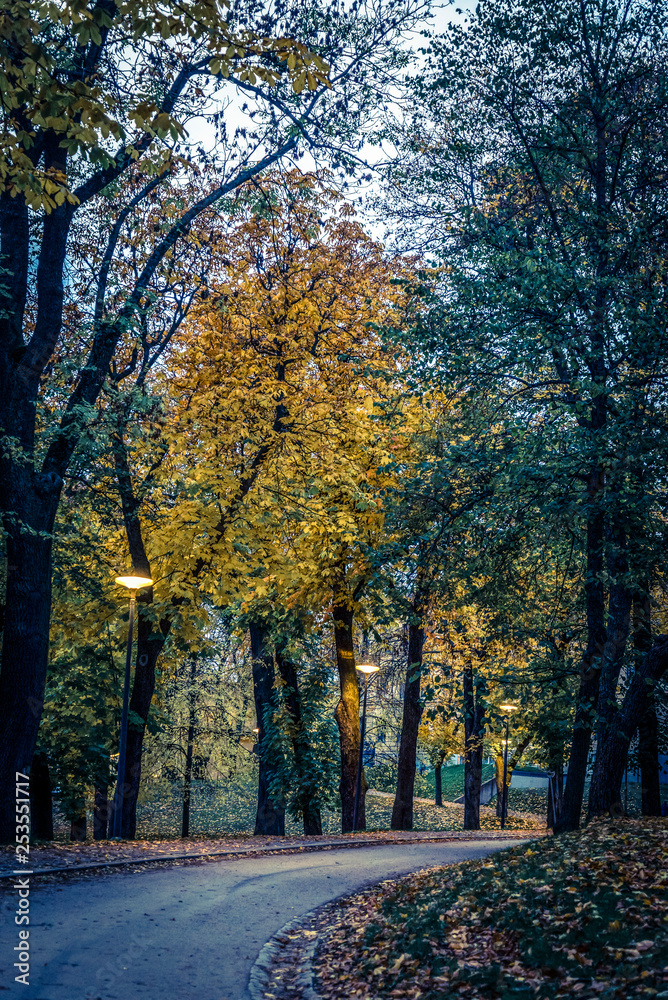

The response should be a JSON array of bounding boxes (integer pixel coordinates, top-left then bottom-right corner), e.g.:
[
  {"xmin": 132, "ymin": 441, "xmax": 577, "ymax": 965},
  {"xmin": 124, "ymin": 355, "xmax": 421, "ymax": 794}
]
[{"xmin": 312, "ymin": 818, "xmax": 668, "ymax": 1000}]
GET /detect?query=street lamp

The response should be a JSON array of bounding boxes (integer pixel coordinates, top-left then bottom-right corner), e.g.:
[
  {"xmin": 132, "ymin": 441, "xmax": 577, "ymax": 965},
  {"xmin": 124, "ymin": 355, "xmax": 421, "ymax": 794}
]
[
  {"xmin": 239, "ymin": 728, "xmax": 260, "ymax": 755},
  {"xmin": 111, "ymin": 574, "xmax": 153, "ymax": 838},
  {"xmin": 352, "ymin": 662, "xmax": 379, "ymax": 833},
  {"xmin": 499, "ymin": 703, "xmax": 518, "ymax": 831}
]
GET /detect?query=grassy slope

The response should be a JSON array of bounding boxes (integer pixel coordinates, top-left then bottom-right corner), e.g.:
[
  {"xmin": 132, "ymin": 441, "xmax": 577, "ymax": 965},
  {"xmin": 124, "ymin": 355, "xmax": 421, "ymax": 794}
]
[{"xmin": 313, "ymin": 818, "xmax": 668, "ymax": 1000}]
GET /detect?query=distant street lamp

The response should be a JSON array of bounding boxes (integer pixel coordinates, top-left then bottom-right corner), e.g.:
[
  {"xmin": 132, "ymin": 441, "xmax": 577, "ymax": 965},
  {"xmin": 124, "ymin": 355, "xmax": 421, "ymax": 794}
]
[
  {"xmin": 499, "ymin": 703, "xmax": 518, "ymax": 831},
  {"xmin": 111, "ymin": 574, "xmax": 153, "ymax": 839},
  {"xmin": 352, "ymin": 662, "xmax": 379, "ymax": 833},
  {"xmin": 239, "ymin": 728, "xmax": 260, "ymax": 755}
]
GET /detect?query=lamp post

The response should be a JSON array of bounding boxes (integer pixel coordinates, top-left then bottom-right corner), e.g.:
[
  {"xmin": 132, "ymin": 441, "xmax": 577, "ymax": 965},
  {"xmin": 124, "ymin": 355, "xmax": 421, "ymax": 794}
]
[
  {"xmin": 499, "ymin": 703, "xmax": 517, "ymax": 831},
  {"xmin": 111, "ymin": 574, "xmax": 153, "ymax": 839},
  {"xmin": 352, "ymin": 662, "xmax": 379, "ymax": 833}
]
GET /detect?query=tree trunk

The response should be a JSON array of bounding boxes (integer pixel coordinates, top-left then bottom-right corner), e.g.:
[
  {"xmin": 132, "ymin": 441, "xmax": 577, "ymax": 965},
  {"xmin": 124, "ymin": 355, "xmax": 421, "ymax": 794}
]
[
  {"xmin": 434, "ymin": 764, "xmax": 443, "ymax": 807},
  {"xmin": 107, "ymin": 431, "xmax": 171, "ymax": 839},
  {"xmin": 93, "ymin": 784, "xmax": 109, "ymax": 840},
  {"xmin": 0, "ymin": 486, "xmax": 61, "ymax": 843},
  {"xmin": 182, "ymin": 659, "xmax": 197, "ymax": 839},
  {"xmin": 588, "ymin": 637, "xmax": 668, "ymax": 815},
  {"xmin": 547, "ymin": 764, "xmax": 564, "ymax": 829},
  {"xmin": 495, "ymin": 733, "xmax": 532, "ymax": 816},
  {"xmin": 249, "ymin": 620, "xmax": 285, "ymax": 836},
  {"xmin": 639, "ymin": 701, "xmax": 661, "ymax": 816},
  {"xmin": 495, "ymin": 754, "xmax": 504, "ymax": 817},
  {"xmin": 333, "ymin": 601, "xmax": 364, "ymax": 833},
  {"xmin": 106, "ymin": 610, "xmax": 168, "ymax": 839},
  {"xmin": 276, "ymin": 652, "xmax": 322, "ymax": 836},
  {"xmin": 463, "ymin": 665, "xmax": 485, "ymax": 830},
  {"xmin": 558, "ymin": 486, "xmax": 606, "ymax": 833},
  {"xmin": 69, "ymin": 802, "xmax": 87, "ymax": 842},
  {"xmin": 29, "ymin": 751, "xmax": 54, "ymax": 841},
  {"xmin": 391, "ymin": 611, "xmax": 425, "ymax": 831},
  {"xmin": 587, "ymin": 536, "xmax": 633, "ymax": 819},
  {"xmin": 634, "ymin": 594, "xmax": 661, "ymax": 816},
  {"xmin": 0, "ymin": 185, "xmax": 69, "ymax": 844}
]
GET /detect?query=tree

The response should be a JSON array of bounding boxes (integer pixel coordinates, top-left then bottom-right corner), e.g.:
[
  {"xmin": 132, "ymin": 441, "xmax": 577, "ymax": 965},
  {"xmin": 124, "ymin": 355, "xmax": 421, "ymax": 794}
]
[
  {"xmin": 383, "ymin": 0, "xmax": 668, "ymax": 829},
  {"xmin": 0, "ymin": 0, "xmax": 429, "ymax": 841}
]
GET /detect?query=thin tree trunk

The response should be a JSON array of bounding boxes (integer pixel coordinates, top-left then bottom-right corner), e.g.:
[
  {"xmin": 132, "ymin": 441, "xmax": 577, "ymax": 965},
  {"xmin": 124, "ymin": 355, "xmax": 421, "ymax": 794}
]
[
  {"xmin": 634, "ymin": 594, "xmax": 661, "ymax": 815},
  {"xmin": 588, "ymin": 533, "xmax": 633, "ymax": 818},
  {"xmin": 495, "ymin": 754, "xmax": 504, "ymax": 817},
  {"xmin": 276, "ymin": 652, "xmax": 322, "ymax": 836},
  {"xmin": 434, "ymin": 763, "xmax": 443, "ymax": 807},
  {"xmin": 558, "ymin": 485, "xmax": 606, "ymax": 833},
  {"xmin": 249, "ymin": 620, "xmax": 285, "ymax": 836},
  {"xmin": 108, "ymin": 431, "xmax": 170, "ymax": 838},
  {"xmin": 93, "ymin": 784, "xmax": 109, "ymax": 840},
  {"xmin": 495, "ymin": 734, "xmax": 532, "ymax": 816},
  {"xmin": 333, "ymin": 600, "xmax": 364, "ymax": 833},
  {"xmin": 182, "ymin": 659, "xmax": 197, "ymax": 839},
  {"xmin": 391, "ymin": 610, "xmax": 425, "ymax": 831},
  {"xmin": 29, "ymin": 751, "xmax": 54, "ymax": 841},
  {"xmin": 69, "ymin": 802, "xmax": 87, "ymax": 842},
  {"xmin": 463, "ymin": 665, "xmax": 485, "ymax": 830},
  {"xmin": 638, "ymin": 702, "xmax": 661, "ymax": 816}
]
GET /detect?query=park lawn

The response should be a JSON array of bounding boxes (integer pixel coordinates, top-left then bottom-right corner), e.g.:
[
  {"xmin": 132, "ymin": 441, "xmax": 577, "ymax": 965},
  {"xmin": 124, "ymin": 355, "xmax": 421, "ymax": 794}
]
[
  {"xmin": 128, "ymin": 786, "xmax": 543, "ymax": 839},
  {"xmin": 313, "ymin": 818, "xmax": 668, "ymax": 1000},
  {"xmin": 49, "ymin": 782, "xmax": 543, "ymax": 841}
]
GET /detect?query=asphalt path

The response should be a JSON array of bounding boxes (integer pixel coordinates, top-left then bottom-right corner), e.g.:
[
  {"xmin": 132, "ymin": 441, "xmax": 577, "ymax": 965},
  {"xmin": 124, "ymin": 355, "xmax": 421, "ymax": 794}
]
[{"xmin": 0, "ymin": 840, "xmax": 522, "ymax": 1000}]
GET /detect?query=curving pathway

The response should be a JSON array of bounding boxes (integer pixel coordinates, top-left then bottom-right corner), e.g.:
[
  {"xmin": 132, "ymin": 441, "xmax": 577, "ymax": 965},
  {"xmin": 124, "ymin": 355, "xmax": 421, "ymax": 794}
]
[{"xmin": 0, "ymin": 840, "xmax": 524, "ymax": 1000}]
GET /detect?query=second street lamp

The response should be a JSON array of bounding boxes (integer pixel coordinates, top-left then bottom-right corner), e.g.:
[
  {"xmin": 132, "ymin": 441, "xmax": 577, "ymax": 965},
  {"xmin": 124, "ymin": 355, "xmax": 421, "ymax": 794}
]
[
  {"xmin": 352, "ymin": 662, "xmax": 379, "ymax": 833},
  {"xmin": 111, "ymin": 574, "xmax": 153, "ymax": 839},
  {"xmin": 499, "ymin": 703, "xmax": 518, "ymax": 831}
]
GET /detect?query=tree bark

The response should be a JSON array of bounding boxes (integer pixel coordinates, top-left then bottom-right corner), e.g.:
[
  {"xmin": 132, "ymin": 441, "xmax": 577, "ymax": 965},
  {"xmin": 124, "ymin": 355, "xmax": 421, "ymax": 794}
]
[
  {"xmin": 634, "ymin": 594, "xmax": 661, "ymax": 816},
  {"xmin": 182, "ymin": 659, "xmax": 197, "ymax": 838},
  {"xmin": 107, "ymin": 431, "xmax": 170, "ymax": 838},
  {"xmin": 93, "ymin": 784, "xmax": 109, "ymax": 840},
  {"xmin": 249, "ymin": 620, "xmax": 285, "ymax": 836},
  {"xmin": 434, "ymin": 763, "xmax": 443, "ymax": 807},
  {"xmin": 276, "ymin": 652, "xmax": 322, "ymax": 836},
  {"xmin": 463, "ymin": 665, "xmax": 485, "ymax": 830},
  {"xmin": 29, "ymin": 751, "xmax": 54, "ymax": 841},
  {"xmin": 333, "ymin": 601, "xmax": 364, "ymax": 833},
  {"xmin": 0, "ymin": 486, "xmax": 61, "ymax": 842},
  {"xmin": 587, "ymin": 534, "xmax": 633, "ymax": 818},
  {"xmin": 495, "ymin": 753, "xmax": 504, "ymax": 817},
  {"xmin": 495, "ymin": 734, "xmax": 532, "ymax": 816},
  {"xmin": 638, "ymin": 701, "xmax": 661, "ymax": 816},
  {"xmin": 547, "ymin": 765, "xmax": 564, "ymax": 829},
  {"xmin": 588, "ymin": 637, "xmax": 668, "ymax": 815},
  {"xmin": 69, "ymin": 801, "xmax": 87, "ymax": 842},
  {"xmin": 391, "ymin": 609, "xmax": 425, "ymax": 831},
  {"xmin": 558, "ymin": 483, "xmax": 606, "ymax": 833}
]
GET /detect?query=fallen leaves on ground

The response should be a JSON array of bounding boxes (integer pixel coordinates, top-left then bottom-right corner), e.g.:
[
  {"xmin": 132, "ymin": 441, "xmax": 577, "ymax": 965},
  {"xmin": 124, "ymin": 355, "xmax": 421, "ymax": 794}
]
[{"xmin": 313, "ymin": 818, "xmax": 668, "ymax": 1000}]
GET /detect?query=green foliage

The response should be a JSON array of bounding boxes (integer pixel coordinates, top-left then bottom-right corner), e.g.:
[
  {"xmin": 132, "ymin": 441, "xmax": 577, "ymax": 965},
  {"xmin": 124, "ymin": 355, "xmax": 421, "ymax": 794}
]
[
  {"xmin": 38, "ymin": 644, "xmax": 117, "ymax": 822},
  {"xmin": 263, "ymin": 660, "xmax": 340, "ymax": 821}
]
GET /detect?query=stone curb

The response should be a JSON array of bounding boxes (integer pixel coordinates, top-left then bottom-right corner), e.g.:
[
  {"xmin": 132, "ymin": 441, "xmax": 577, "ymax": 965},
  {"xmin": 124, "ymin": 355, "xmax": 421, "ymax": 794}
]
[
  {"xmin": 0, "ymin": 831, "xmax": 542, "ymax": 880},
  {"xmin": 248, "ymin": 912, "xmax": 322, "ymax": 1000}
]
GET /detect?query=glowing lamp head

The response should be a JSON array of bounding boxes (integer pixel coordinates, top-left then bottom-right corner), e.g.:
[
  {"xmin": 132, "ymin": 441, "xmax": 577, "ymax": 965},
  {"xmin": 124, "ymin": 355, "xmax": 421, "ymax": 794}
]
[
  {"xmin": 356, "ymin": 663, "xmax": 379, "ymax": 675},
  {"xmin": 115, "ymin": 575, "xmax": 153, "ymax": 591},
  {"xmin": 500, "ymin": 703, "xmax": 518, "ymax": 712}
]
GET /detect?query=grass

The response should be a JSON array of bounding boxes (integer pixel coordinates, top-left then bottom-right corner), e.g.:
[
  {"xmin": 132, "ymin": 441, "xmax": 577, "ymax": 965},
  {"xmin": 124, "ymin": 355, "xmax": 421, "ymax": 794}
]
[
  {"xmin": 486, "ymin": 783, "xmax": 668, "ymax": 821},
  {"xmin": 51, "ymin": 777, "xmax": 543, "ymax": 841},
  {"xmin": 313, "ymin": 817, "xmax": 668, "ymax": 1000},
  {"xmin": 366, "ymin": 762, "xmax": 496, "ymax": 802}
]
